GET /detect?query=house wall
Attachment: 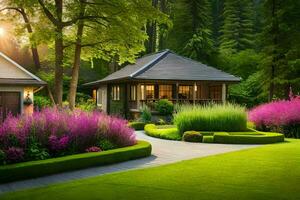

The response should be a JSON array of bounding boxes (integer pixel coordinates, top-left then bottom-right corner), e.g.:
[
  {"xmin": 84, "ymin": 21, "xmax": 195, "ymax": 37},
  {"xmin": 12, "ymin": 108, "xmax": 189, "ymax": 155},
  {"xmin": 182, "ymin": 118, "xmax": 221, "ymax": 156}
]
[
  {"xmin": 108, "ymin": 84, "xmax": 126, "ymax": 116},
  {"xmin": 0, "ymin": 86, "xmax": 34, "ymax": 115},
  {"xmin": 96, "ymin": 85, "xmax": 107, "ymax": 112}
]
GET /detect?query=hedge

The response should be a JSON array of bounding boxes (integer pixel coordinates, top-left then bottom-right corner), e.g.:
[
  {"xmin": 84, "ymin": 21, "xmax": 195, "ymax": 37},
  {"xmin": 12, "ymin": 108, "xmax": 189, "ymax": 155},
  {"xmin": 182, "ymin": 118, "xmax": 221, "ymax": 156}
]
[
  {"xmin": 144, "ymin": 124, "xmax": 181, "ymax": 140},
  {"xmin": 128, "ymin": 121, "xmax": 146, "ymax": 130},
  {"xmin": 183, "ymin": 131, "xmax": 203, "ymax": 143},
  {"xmin": 214, "ymin": 131, "xmax": 284, "ymax": 144},
  {"xmin": 0, "ymin": 140, "xmax": 151, "ymax": 183}
]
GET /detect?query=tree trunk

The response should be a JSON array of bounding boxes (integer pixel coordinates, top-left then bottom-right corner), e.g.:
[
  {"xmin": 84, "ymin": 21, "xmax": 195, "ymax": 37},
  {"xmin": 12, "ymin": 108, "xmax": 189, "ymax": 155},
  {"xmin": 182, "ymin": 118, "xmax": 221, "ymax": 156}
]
[
  {"xmin": 146, "ymin": 0, "xmax": 158, "ymax": 53},
  {"xmin": 54, "ymin": 0, "xmax": 64, "ymax": 107},
  {"xmin": 20, "ymin": 9, "xmax": 41, "ymax": 71},
  {"xmin": 54, "ymin": 27, "xmax": 64, "ymax": 107},
  {"xmin": 69, "ymin": 1, "xmax": 86, "ymax": 110},
  {"xmin": 269, "ymin": 0, "xmax": 278, "ymax": 101}
]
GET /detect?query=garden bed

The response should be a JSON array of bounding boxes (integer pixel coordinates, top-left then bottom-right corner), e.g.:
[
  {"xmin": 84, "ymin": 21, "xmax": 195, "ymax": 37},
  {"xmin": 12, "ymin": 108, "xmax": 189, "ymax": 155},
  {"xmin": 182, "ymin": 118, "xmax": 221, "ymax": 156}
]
[
  {"xmin": 0, "ymin": 140, "xmax": 151, "ymax": 183},
  {"xmin": 144, "ymin": 124, "xmax": 284, "ymax": 144}
]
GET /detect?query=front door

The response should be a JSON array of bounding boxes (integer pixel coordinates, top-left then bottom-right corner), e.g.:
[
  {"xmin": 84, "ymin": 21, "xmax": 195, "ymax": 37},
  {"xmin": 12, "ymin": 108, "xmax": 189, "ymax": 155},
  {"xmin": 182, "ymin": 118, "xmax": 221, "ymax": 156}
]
[{"xmin": 0, "ymin": 92, "xmax": 21, "ymax": 121}]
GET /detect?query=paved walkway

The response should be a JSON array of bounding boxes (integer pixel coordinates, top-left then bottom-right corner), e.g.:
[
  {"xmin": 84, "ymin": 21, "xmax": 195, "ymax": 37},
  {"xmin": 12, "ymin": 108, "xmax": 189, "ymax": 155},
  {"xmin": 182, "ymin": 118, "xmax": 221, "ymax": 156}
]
[{"xmin": 0, "ymin": 131, "xmax": 258, "ymax": 194}]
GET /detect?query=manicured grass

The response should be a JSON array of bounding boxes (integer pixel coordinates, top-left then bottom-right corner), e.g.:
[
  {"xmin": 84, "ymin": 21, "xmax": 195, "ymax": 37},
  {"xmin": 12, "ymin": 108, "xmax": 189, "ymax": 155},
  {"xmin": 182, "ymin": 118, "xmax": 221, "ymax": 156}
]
[
  {"xmin": 2, "ymin": 139, "xmax": 300, "ymax": 200},
  {"xmin": 0, "ymin": 141, "xmax": 151, "ymax": 183},
  {"xmin": 144, "ymin": 124, "xmax": 181, "ymax": 140}
]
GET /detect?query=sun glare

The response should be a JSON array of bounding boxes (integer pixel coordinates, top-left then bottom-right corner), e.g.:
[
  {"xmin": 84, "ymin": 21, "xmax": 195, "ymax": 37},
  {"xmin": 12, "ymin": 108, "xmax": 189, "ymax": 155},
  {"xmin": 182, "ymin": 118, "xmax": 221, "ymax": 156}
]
[{"xmin": 0, "ymin": 27, "xmax": 5, "ymax": 37}]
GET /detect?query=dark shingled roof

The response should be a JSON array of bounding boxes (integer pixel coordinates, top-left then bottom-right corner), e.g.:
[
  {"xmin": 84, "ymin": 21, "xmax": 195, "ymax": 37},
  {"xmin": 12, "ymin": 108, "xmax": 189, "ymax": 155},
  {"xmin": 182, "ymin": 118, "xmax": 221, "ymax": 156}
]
[{"xmin": 84, "ymin": 49, "xmax": 241, "ymax": 86}]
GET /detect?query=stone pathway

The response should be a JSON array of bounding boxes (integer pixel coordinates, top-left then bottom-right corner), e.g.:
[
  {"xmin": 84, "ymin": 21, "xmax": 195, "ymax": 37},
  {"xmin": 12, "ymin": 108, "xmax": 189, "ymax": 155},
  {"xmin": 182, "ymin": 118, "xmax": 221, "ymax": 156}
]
[{"xmin": 0, "ymin": 131, "xmax": 258, "ymax": 194}]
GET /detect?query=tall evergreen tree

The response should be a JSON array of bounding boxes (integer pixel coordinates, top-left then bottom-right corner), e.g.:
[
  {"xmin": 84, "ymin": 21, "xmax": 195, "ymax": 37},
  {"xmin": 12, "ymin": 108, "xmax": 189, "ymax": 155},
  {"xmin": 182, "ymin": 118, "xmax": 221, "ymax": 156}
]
[
  {"xmin": 261, "ymin": 0, "xmax": 300, "ymax": 100},
  {"xmin": 220, "ymin": 0, "xmax": 255, "ymax": 53},
  {"xmin": 182, "ymin": 0, "xmax": 213, "ymax": 63}
]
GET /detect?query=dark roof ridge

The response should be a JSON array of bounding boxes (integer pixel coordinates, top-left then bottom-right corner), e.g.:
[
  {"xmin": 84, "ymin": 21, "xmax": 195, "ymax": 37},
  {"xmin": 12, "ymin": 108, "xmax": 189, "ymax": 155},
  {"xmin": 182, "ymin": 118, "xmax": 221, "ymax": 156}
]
[{"xmin": 130, "ymin": 49, "xmax": 170, "ymax": 78}]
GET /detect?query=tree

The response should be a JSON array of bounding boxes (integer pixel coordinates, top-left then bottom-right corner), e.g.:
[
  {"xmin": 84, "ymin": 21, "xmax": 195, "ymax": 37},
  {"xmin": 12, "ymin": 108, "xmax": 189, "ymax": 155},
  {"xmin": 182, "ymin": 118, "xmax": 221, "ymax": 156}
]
[
  {"xmin": 67, "ymin": 0, "xmax": 168, "ymax": 110},
  {"xmin": 261, "ymin": 0, "xmax": 300, "ymax": 100},
  {"xmin": 0, "ymin": 0, "xmax": 41, "ymax": 70},
  {"xmin": 220, "ymin": 0, "xmax": 255, "ymax": 53},
  {"xmin": 37, "ymin": 0, "xmax": 78, "ymax": 107}
]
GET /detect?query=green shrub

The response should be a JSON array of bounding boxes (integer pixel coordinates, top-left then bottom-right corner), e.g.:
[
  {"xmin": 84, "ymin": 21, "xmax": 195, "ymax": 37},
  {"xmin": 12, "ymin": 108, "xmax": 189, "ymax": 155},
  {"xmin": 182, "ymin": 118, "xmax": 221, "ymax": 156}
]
[
  {"xmin": 34, "ymin": 95, "xmax": 52, "ymax": 110},
  {"xmin": 174, "ymin": 103, "xmax": 247, "ymax": 134},
  {"xmin": 0, "ymin": 141, "xmax": 151, "ymax": 183},
  {"xmin": 98, "ymin": 139, "xmax": 116, "ymax": 150},
  {"xmin": 183, "ymin": 131, "xmax": 203, "ymax": 143},
  {"xmin": 213, "ymin": 131, "xmax": 284, "ymax": 144},
  {"xmin": 77, "ymin": 99, "xmax": 97, "ymax": 112},
  {"xmin": 144, "ymin": 124, "xmax": 181, "ymax": 140},
  {"xmin": 155, "ymin": 99, "xmax": 174, "ymax": 115},
  {"xmin": 0, "ymin": 150, "xmax": 5, "ymax": 165},
  {"xmin": 139, "ymin": 105, "xmax": 152, "ymax": 123},
  {"xmin": 26, "ymin": 143, "xmax": 50, "ymax": 161},
  {"xmin": 128, "ymin": 121, "xmax": 146, "ymax": 130}
]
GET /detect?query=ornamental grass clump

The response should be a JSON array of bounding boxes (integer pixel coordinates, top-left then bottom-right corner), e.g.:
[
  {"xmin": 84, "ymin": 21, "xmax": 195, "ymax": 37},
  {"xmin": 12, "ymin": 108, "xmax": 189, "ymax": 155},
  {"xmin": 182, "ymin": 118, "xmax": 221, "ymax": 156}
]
[
  {"xmin": 0, "ymin": 108, "xmax": 136, "ymax": 165},
  {"xmin": 248, "ymin": 97, "xmax": 300, "ymax": 138},
  {"xmin": 174, "ymin": 103, "xmax": 247, "ymax": 134}
]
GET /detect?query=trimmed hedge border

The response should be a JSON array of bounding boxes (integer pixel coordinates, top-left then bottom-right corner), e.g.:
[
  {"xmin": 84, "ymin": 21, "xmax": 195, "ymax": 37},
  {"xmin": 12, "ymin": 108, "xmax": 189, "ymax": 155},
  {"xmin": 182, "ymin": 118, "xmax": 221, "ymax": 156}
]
[
  {"xmin": 144, "ymin": 124, "xmax": 284, "ymax": 144},
  {"xmin": 144, "ymin": 124, "xmax": 181, "ymax": 140},
  {"xmin": 0, "ymin": 140, "xmax": 151, "ymax": 183},
  {"xmin": 128, "ymin": 121, "xmax": 146, "ymax": 130},
  {"xmin": 214, "ymin": 131, "xmax": 284, "ymax": 144}
]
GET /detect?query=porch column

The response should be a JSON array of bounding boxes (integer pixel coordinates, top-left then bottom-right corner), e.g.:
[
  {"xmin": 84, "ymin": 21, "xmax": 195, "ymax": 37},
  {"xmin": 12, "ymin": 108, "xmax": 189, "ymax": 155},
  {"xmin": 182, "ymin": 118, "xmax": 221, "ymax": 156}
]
[
  {"xmin": 193, "ymin": 82, "xmax": 197, "ymax": 106},
  {"xmin": 176, "ymin": 82, "xmax": 179, "ymax": 103},
  {"xmin": 137, "ymin": 83, "xmax": 141, "ymax": 109},
  {"xmin": 222, "ymin": 83, "xmax": 226, "ymax": 104}
]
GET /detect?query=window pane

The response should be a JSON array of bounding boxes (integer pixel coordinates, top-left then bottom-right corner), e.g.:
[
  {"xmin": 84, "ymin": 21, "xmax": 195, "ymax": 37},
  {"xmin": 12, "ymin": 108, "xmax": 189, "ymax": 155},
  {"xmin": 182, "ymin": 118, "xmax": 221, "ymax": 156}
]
[
  {"xmin": 145, "ymin": 85, "xmax": 154, "ymax": 99},
  {"xmin": 178, "ymin": 85, "xmax": 193, "ymax": 99},
  {"xmin": 130, "ymin": 85, "xmax": 136, "ymax": 101},
  {"xmin": 141, "ymin": 85, "xmax": 145, "ymax": 100},
  {"xmin": 159, "ymin": 85, "xmax": 172, "ymax": 99}
]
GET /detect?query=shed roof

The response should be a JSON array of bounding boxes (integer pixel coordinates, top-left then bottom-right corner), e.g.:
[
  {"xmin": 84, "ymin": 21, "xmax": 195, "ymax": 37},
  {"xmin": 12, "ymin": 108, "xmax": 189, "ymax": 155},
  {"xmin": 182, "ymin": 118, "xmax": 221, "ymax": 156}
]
[
  {"xmin": 84, "ymin": 49, "xmax": 240, "ymax": 86},
  {"xmin": 0, "ymin": 52, "xmax": 46, "ymax": 86}
]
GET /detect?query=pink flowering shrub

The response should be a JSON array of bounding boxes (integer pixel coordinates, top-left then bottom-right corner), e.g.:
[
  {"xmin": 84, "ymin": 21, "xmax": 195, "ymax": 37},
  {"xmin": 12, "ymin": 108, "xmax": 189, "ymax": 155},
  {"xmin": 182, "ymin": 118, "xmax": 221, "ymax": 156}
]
[
  {"xmin": 0, "ymin": 108, "xmax": 136, "ymax": 164},
  {"xmin": 85, "ymin": 146, "xmax": 102, "ymax": 152},
  {"xmin": 248, "ymin": 97, "xmax": 300, "ymax": 138}
]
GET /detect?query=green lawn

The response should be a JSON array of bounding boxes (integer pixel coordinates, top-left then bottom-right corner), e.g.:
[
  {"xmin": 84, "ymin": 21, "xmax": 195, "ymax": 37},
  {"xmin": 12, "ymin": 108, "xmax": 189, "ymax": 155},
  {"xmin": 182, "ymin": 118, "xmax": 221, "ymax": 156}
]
[{"xmin": 1, "ymin": 139, "xmax": 300, "ymax": 200}]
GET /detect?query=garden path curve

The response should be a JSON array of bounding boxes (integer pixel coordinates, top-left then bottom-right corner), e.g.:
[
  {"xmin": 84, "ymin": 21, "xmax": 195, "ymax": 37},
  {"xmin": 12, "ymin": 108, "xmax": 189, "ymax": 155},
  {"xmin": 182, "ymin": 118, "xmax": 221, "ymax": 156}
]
[{"xmin": 0, "ymin": 131, "xmax": 258, "ymax": 194}]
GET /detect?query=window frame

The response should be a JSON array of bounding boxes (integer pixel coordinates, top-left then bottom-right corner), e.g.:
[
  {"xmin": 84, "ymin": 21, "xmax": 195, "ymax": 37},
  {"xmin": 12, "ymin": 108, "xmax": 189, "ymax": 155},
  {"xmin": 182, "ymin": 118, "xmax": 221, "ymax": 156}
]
[{"xmin": 111, "ymin": 85, "xmax": 120, "ymax": 101}]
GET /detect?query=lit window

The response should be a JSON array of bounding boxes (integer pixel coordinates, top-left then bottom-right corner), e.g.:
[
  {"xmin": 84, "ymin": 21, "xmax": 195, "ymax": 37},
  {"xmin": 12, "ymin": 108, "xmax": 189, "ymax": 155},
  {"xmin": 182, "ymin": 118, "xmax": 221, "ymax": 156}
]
[
  {"xmin": 209, "ymin": 85, "xmax": 222, "ymax": 100},
  {"xmin": 130, "ymin": 85, "xmax": 136, "ymax": 101},
  {"xmin": 111, "ymin": 85, "xmax": 120, "ymax": 101},
  {"xmin": 141, "ymin": 85, "xmax": 154, "ymax": 100},
  {"xmin": 159, "ymin": 85, "xmax": 172, "ymax": 99},
  {"xmin": 178, "ymin": 85, "xmax": 193, "ymax": 99}
]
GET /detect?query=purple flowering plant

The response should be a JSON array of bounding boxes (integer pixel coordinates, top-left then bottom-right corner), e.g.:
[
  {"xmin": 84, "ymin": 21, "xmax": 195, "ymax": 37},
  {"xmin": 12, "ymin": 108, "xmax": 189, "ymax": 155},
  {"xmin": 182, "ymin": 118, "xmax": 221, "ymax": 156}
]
[
  {"xmin": 0, "ymin": 108, "xmax": 136, "ymax": 164},
  {"xmin": 248, "ymin": 96, "xmax": 300, "ymax": 137}
]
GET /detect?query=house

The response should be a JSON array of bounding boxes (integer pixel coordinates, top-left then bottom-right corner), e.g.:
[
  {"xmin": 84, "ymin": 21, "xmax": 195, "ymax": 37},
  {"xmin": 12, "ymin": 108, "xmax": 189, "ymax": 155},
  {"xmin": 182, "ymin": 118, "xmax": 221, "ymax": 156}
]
[
  {"xmin": 0, "ymin": 51, "xmax": 46, "ymax": 120},
  {"xmin": 84, "ymin": 49, "xmax": 241, "ymax": 118}
]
